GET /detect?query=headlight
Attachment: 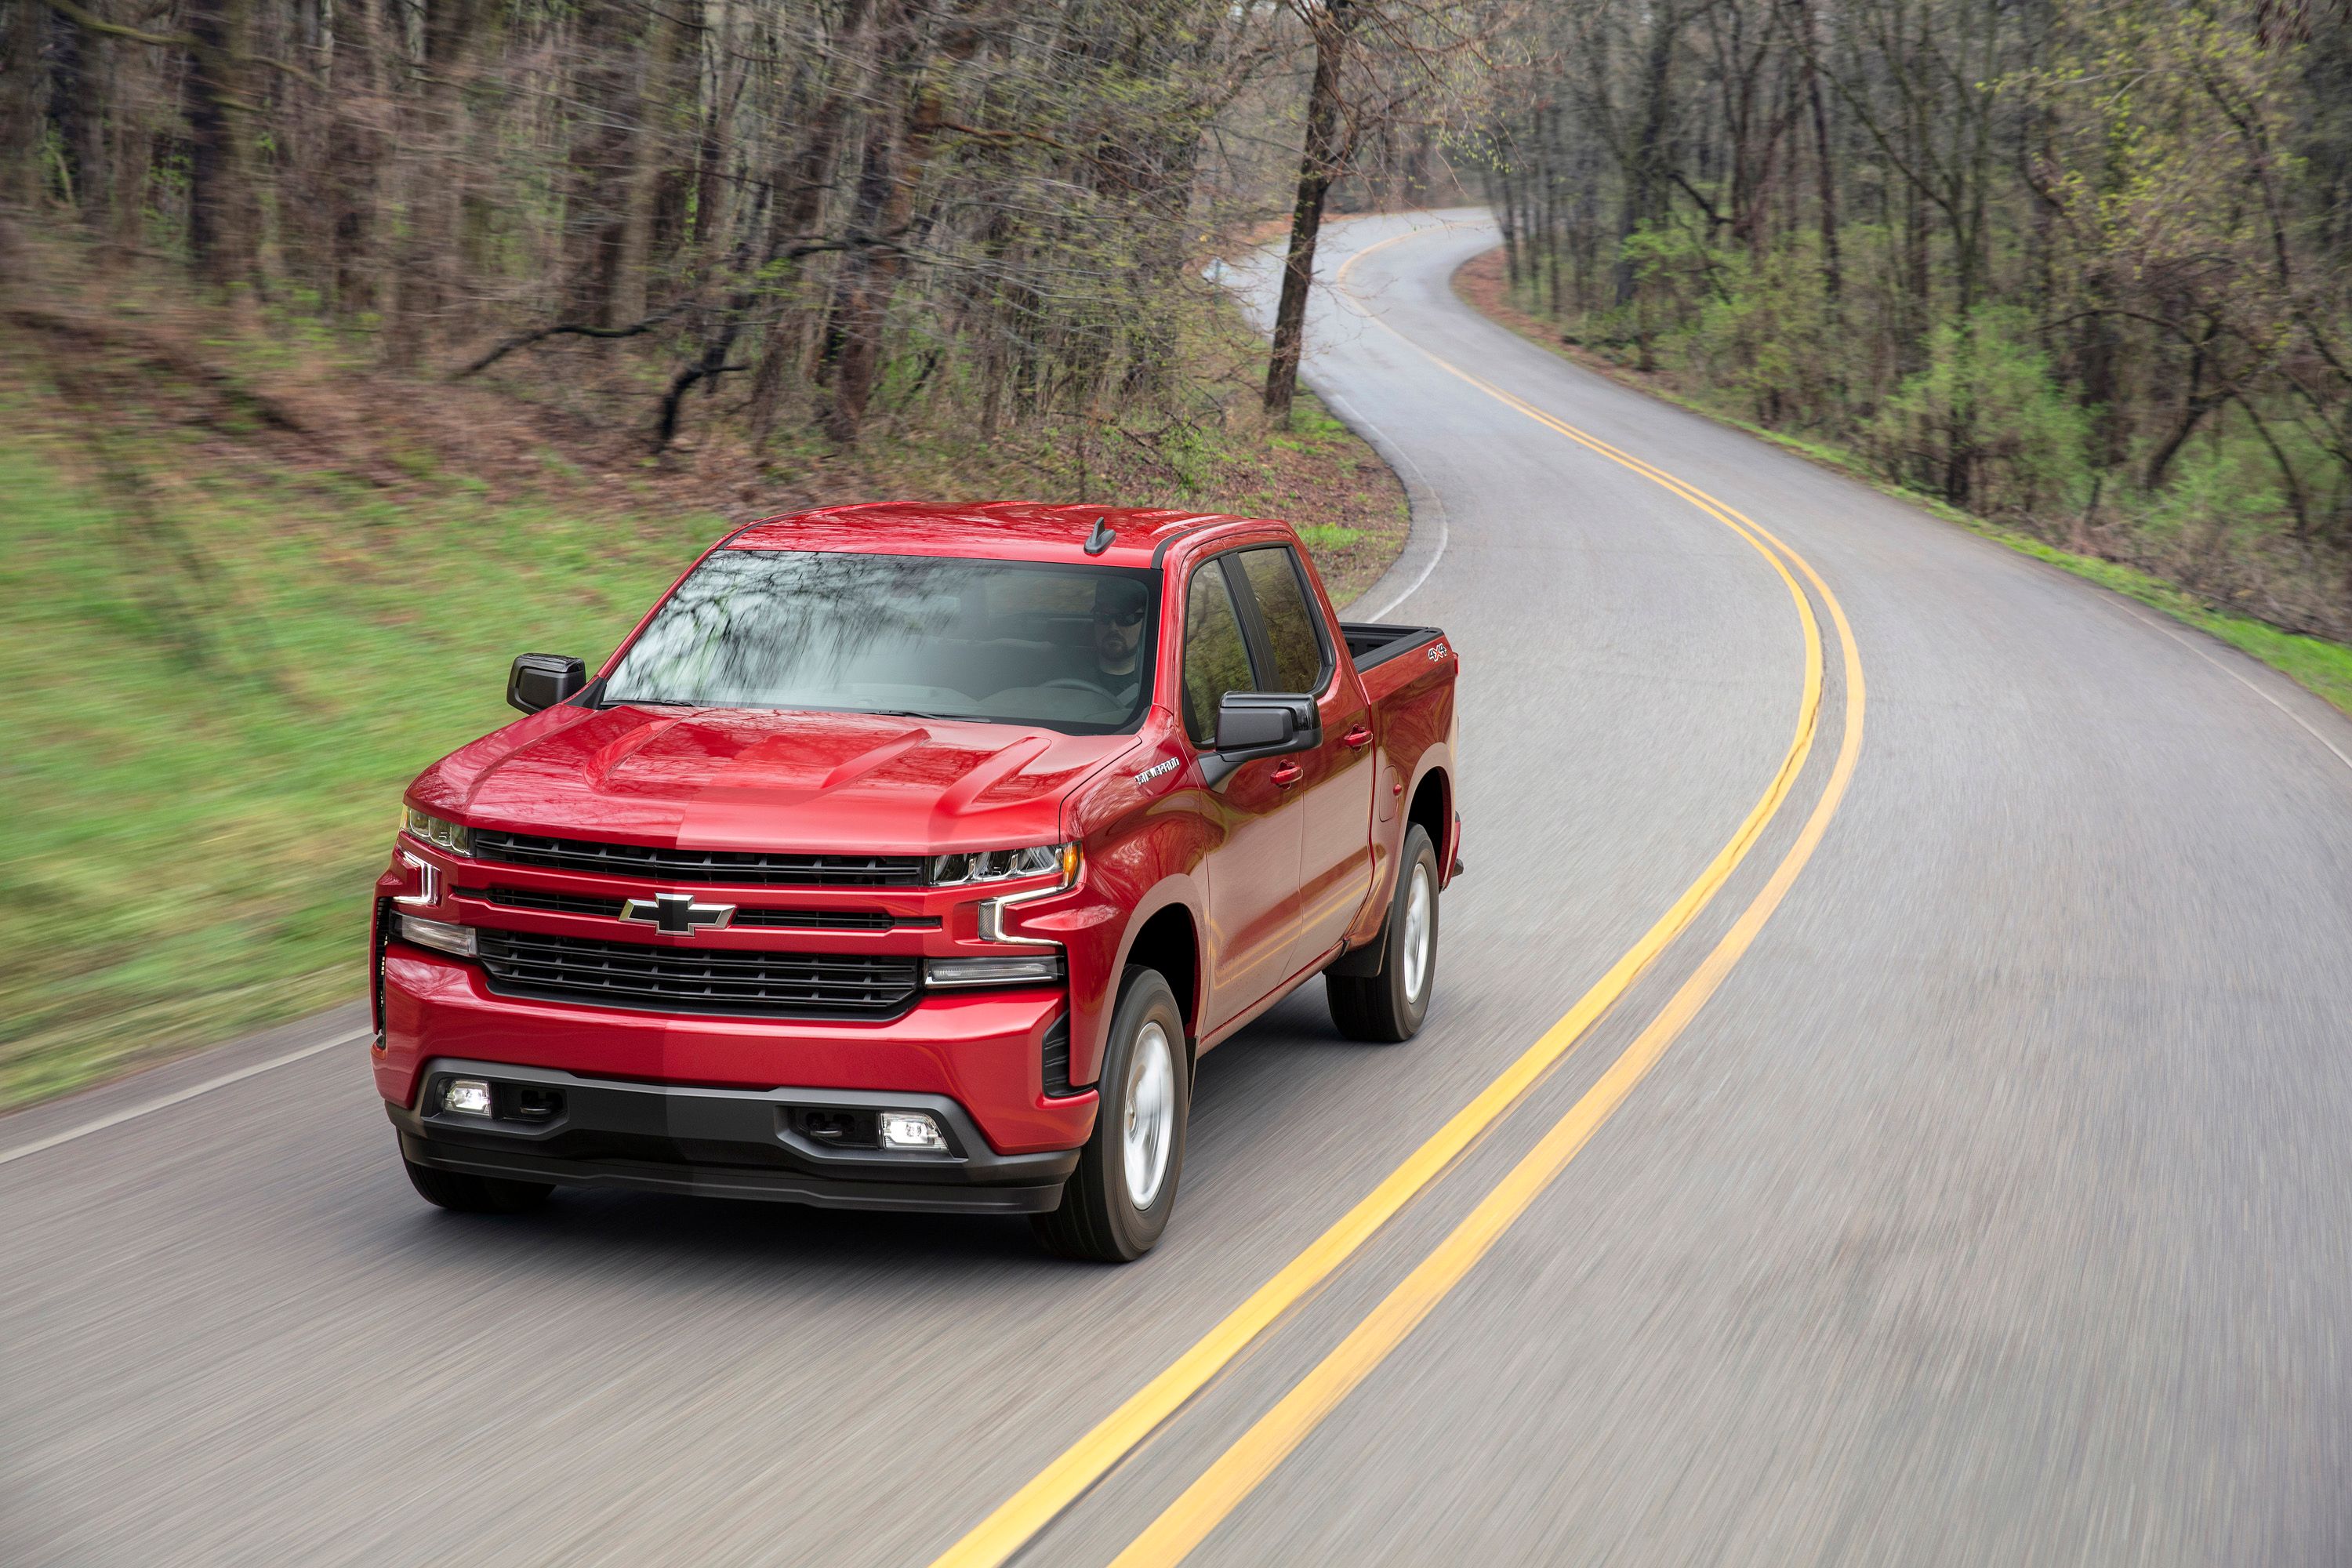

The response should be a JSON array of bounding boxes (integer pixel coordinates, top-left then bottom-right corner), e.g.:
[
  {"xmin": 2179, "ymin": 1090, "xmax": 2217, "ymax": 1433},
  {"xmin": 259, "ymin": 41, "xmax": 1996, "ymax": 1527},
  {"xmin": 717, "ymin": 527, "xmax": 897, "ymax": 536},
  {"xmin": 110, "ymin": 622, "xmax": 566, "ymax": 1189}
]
[
  {"xmin": 928, "ymin": 843, "xmax": 1078, "ymax": 887},
  {"xmin": 402, "ymin": 806, "xmax": 474, "ymax": 855}
]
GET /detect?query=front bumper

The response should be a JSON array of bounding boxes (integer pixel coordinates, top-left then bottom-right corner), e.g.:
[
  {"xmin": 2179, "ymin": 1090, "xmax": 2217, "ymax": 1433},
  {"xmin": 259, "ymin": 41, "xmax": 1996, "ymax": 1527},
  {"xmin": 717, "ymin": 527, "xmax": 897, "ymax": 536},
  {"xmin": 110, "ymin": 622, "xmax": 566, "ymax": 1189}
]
[
  {"xmin": 376, "ymin": 945, "xmax": 1098, "ymax": 1160},
  {"xmin": 393, "ymin": 1059, "xmax": 1077, "ymax": 1213}
]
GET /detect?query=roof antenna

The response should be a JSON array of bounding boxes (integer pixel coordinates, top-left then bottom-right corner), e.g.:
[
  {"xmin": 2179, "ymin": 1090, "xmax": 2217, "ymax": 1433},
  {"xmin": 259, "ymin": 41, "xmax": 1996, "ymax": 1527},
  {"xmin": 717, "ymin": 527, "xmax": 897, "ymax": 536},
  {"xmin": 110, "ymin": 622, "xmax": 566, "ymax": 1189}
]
[{"xmin": 1083, "ymin": 514, "xmax": 1115, "ymax": 555}]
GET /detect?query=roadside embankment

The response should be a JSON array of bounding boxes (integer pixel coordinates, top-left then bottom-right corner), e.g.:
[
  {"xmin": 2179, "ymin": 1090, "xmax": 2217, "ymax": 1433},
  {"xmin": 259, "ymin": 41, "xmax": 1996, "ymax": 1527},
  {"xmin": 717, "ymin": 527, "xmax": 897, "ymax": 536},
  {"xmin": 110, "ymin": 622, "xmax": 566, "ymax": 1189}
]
[{"xmin": 1453, "ymin": 245, "xmax": 2352, "ymax": 720}]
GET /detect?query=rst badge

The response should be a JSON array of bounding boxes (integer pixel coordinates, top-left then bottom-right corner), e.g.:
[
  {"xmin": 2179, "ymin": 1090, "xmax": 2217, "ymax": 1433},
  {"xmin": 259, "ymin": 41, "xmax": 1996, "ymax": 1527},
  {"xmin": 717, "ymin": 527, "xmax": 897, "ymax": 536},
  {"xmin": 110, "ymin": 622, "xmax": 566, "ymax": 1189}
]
[{"xmin": 1134, "ymin": 757, "xmax": 1179, "ymax": 785}]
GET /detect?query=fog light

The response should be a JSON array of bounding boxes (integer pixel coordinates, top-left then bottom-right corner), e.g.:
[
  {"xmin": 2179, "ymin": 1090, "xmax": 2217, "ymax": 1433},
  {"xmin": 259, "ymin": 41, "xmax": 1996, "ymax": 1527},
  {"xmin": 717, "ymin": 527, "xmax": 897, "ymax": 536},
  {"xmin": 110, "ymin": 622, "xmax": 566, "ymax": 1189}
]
[
  {"xmin": 879, "ymin": 1111, "xmax": 946, "ymax": 1152},
  {"xmin": 443, "ymin": 1078, "xmax": 492, "ymax": 1116}
]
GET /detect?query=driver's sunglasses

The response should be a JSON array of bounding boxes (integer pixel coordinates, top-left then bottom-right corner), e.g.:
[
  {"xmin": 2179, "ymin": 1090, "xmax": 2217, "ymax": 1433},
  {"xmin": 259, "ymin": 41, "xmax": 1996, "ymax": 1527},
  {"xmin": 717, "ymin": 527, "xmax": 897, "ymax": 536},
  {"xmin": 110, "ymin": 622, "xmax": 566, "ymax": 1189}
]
[{"xmin": 1092, "ymin": 606, "xmax": 1146, "ymax": 628}]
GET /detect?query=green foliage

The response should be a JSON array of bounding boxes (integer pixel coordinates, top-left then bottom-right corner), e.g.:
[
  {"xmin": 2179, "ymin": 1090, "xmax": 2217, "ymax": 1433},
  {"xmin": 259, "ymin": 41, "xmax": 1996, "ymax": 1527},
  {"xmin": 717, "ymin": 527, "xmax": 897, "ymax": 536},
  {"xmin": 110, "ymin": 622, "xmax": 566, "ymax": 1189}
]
[
  {"xmin": 1679, "ymin": 244, "xmax": 1850, "ymax": 432},
  {"xmin": 1865, "ymin": 310, "xmax": 2092, "ymax": 516}
]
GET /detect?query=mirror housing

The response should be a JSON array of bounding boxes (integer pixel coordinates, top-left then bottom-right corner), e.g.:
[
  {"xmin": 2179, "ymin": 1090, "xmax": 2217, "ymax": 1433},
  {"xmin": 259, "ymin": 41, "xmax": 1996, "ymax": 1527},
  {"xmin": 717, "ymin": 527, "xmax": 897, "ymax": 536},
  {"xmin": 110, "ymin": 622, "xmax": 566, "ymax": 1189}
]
[
  {"xmin": 1201, "ymin": 693, "xmax": 1319, "ymax": 787},
  {"xmin": 507, "ymin": 653, "xmax": 587, "ymax": 714}
]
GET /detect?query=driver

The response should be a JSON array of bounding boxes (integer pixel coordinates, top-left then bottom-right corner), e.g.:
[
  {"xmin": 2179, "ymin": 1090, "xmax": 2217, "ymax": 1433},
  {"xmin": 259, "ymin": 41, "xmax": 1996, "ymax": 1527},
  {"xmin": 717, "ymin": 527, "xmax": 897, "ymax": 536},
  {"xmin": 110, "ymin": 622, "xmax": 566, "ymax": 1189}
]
[{"xmin": 1083, "ymin": 578, "xmax": 1149, "ymax": 706}]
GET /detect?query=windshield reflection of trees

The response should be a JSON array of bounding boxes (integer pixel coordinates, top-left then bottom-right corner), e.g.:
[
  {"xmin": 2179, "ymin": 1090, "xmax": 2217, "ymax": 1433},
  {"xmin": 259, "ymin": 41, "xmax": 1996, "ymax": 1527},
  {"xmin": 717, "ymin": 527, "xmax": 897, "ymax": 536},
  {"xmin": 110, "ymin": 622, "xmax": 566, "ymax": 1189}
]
[{"xmin": 603, "ymin": 552, "xmax": 1156, "ymax": 733}]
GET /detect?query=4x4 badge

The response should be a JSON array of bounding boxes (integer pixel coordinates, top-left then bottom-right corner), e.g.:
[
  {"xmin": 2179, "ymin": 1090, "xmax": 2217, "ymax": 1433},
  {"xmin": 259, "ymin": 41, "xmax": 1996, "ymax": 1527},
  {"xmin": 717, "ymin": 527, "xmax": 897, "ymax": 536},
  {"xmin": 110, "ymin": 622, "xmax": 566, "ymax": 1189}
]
[{"xmin": 620, "ymin": 891, "xmax": 737, "ymax": 935}]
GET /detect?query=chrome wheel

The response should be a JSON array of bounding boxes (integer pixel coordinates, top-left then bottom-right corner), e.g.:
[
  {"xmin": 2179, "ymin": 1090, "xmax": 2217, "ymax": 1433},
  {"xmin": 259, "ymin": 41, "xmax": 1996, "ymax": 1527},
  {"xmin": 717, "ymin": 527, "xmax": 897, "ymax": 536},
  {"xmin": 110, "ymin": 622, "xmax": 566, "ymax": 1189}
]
[
  {"xmin": 1400, "ymin": 861, "xmax": 1434, "ymax": 1004},
  {"xmin": 1123, "ymin": 1019, "xmax": 1176, "ymax": 1210}
]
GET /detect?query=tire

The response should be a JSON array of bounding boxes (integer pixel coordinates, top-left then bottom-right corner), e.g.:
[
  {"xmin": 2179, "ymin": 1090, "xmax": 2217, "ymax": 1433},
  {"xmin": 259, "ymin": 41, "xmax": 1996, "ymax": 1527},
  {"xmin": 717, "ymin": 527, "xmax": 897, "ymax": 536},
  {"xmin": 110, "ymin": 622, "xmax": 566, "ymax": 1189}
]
[
  {"xmin": 1032, "ymin": 967, "xmax": 1189, "ymax": 1262},
  {"xmin": 1327, "ymin": 823, "xmax": 1439, "ymax": 1044},
  {"xmin": 402, "ymin": 1154, "xmax": 554, "ymax": 1214}
]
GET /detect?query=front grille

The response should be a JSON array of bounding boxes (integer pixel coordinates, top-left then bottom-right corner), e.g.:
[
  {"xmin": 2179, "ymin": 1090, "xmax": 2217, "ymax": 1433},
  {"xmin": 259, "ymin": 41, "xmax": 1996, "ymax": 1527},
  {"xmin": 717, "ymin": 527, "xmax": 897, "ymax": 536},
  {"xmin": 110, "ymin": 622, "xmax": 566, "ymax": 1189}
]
[
  {"xmin": 474, "ymin": 928, "xmax": 920, "ymax": 1018},
  {"xmin": 472, "ymin": 829, "xmax": 924, "ymax": 887},
  {"xmin": 466, "ymin": 886, "xmax": 922, "ymax": 931}
]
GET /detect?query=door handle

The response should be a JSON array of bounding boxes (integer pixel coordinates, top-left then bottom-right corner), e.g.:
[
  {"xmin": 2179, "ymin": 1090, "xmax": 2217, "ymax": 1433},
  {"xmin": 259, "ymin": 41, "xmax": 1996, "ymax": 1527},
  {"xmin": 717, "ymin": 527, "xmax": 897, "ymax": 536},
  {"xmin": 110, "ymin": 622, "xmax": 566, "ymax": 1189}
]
[
  {"xmin": 1341, "ymin": 724, "xmax": 1374, "ymax": 750},
  {"xmin": 1271, "ymin": 763, "xmax": 1304, "ymax": 787}
]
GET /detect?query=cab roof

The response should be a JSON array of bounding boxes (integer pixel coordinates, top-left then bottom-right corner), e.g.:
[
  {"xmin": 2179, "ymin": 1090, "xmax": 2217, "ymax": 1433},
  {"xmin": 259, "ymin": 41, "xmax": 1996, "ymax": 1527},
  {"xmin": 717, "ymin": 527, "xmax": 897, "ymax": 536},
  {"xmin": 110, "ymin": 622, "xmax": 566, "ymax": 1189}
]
[{"xmin": 724, "ymin": 501, "xmax": 1278, "ymax": 568}]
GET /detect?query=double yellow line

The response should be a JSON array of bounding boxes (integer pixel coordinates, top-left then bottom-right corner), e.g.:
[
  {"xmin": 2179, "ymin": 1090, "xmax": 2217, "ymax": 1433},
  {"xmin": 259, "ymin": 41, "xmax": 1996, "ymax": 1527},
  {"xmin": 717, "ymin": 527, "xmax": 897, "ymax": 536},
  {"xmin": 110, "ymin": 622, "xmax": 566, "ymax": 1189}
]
[{"xmin": 931, "ymin": 221, "xmax": 1865, "ymax": 1568}]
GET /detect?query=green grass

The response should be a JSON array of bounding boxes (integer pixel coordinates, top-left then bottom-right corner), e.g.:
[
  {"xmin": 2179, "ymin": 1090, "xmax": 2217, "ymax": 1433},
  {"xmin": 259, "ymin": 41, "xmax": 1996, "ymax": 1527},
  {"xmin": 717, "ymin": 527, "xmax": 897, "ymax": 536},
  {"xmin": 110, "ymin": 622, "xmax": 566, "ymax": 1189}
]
[
  {"xmin": 1294, "ymin": 523, "xmax": 1364, "ymax": 552},
  {"xmin": 0, "ymin": 434, "xmax": 727, "ymax": 1108}
]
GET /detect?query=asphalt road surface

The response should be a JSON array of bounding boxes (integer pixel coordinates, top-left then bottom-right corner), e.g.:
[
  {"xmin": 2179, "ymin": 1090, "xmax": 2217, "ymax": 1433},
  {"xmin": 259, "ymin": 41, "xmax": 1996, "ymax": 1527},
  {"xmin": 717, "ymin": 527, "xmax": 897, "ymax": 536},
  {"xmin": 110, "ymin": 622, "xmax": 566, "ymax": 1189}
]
[{"xmin": 9, "ymin": 210, "xmax": 2352, "ymax": 1567}]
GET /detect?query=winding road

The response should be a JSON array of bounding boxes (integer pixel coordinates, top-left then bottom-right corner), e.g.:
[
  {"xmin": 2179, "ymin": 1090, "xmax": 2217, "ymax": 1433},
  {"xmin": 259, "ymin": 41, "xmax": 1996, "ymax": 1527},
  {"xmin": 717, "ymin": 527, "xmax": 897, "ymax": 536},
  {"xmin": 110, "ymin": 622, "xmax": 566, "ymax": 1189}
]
[{"xmin": 9, "ymin": 210, "xmax": 2352, "ymax": 1566}]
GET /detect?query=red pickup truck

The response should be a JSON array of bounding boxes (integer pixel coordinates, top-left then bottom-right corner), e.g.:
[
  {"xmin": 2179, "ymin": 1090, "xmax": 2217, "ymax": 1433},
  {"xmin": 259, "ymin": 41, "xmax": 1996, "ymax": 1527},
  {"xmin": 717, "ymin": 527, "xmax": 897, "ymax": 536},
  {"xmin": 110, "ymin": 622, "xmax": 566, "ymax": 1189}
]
[{"xmin": 374, "ymin": 503, "xmax": 1459, "ymax": 1259}]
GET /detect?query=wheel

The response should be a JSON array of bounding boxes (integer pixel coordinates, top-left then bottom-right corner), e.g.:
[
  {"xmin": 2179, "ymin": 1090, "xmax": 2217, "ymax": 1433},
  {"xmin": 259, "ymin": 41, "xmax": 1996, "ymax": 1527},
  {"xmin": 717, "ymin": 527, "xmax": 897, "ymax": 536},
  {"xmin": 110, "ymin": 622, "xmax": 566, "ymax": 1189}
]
[
  {"xmin": 1032, "ymin": 967, "xmax": 1189, "ymax": 1262},
  {"xmin": 1327, "ymin": 823, "xmax": 1439, "ymax": 1043},
  {"xmin": 402, "ymin": 1154, "xmax": 553, "ymax": 1214}
]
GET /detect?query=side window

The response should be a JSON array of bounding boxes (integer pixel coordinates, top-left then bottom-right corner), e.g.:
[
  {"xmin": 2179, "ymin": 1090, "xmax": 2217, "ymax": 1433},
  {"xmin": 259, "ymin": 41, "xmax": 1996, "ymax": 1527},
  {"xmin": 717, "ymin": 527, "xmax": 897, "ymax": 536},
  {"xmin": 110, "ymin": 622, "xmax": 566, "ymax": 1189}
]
[
  {"xmin": 1237, "ymin": 546, "xmax": 1328, "ymax": 694},
  {"xmin": 1181, "ymin": 559, "xmax": 1254, "ymax": 746}
]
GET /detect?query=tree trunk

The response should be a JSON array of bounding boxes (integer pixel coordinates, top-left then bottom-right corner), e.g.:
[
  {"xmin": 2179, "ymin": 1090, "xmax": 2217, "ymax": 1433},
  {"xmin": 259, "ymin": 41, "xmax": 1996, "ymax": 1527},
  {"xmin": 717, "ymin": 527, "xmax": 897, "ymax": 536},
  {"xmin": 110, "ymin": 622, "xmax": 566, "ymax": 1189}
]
[
  {"xmin": 106, "ymin": 34, "xmax": 154, "ymax": 264},
  {"xmin": 743, "ymin": 0, "xmax": 875, "ymax": 438},
  {"xmin": 387, "ymin": 0, "xmax": 488, "ymax": 366},
  {"xmin": 48, "ymin": 9, "xmax": 106, "ymax": 222},
  {"xmin": 1613, "ymin": 0, "xmax": 1675, "ymax": 310},
  {"xmin": 1489, "ymin": 154, "xmax": 1519, "ymax": 288},
  {"xmin": 564, "ymin": 0, "xmax": 642, "ymax": 327},
  {"xmin": 323, "ymin": 0, "xmax": 386, "ymax": 317},
  {"xmin": 185, "ymin": 0, "xmax": 261, "ymax": 295},
  {"xmin": 614, "ymin": 0, "xmax": 689, "ymax": 327},
  {"xmin": 1795, "ymin": 0, "xmax": 1839, "ymax": 309},
  {"xmin": 688, "ymin": 23, "xmax": 743, "ymax": 281},
  {"xmin": 1, "ymin": 0, "xmax": 45, "ymax": 207},
  {"xmin": 1264, "ymin": 0, "xmax": 1359, "ymax": 426}
]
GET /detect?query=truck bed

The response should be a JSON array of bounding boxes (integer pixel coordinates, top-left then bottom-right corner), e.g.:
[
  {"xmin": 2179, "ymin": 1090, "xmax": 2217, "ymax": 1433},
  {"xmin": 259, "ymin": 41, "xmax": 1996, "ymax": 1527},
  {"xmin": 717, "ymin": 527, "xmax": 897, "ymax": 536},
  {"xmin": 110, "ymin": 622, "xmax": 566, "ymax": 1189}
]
[{"xmin": 1339, "ymin": 621, "xmax": 1445, "ymax": 670}]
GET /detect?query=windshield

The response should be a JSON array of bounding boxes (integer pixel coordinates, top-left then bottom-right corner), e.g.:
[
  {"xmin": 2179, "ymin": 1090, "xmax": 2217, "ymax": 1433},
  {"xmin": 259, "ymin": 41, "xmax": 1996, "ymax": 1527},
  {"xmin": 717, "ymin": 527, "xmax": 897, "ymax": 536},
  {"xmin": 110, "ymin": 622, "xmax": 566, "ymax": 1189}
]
[{"xmin": 601, "ymin": 550, "xmax": 1160, "ymax": 733}]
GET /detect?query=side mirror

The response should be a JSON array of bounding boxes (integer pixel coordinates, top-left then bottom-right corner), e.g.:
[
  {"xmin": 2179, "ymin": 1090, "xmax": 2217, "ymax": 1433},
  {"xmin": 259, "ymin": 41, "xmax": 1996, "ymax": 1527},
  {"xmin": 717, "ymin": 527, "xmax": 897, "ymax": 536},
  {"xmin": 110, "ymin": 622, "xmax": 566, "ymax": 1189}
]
[
  {"xmin": 1201, "ymin": 693, "xmax": 1319, "ymax": 787},
  {"xmin": 507, "ymin": 653, "xmax": 587, "ymax": 714}
]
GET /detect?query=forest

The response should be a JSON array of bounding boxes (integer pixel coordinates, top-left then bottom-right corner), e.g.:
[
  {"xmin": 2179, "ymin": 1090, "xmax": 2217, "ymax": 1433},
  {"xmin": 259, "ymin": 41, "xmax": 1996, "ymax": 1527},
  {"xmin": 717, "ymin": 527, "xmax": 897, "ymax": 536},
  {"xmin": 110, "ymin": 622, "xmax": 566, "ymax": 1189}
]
[
  {"xmin": 0, "ymin": 0, "xmax": 1470, "ymax": 459},
  {"xmin": 1479, "ymin": 0, "xmax": 2352, "ymax": 640}
]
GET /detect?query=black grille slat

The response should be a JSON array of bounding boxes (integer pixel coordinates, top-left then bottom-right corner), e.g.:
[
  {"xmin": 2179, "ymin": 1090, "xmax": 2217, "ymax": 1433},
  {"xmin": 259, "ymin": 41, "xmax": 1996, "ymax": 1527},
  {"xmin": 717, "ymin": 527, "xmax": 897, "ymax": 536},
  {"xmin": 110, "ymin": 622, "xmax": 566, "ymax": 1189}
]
[
  {"xmin": 473, "ymin": 830, "xmax": 923, "ymax": 887},
  {"xmin": 470, "ymin": 887, "xmax": 907, "ymax": 931},
  {"xmin": 474, "ymin": 886, "xmax": 625, "ymax": 918},
  {"xmin": 732, "ymin": 908, "xmax": 901, "ymax": 931},
  {"xmin": 475, "ymin": 929, "xmax": 918, "ymax": 1018}
]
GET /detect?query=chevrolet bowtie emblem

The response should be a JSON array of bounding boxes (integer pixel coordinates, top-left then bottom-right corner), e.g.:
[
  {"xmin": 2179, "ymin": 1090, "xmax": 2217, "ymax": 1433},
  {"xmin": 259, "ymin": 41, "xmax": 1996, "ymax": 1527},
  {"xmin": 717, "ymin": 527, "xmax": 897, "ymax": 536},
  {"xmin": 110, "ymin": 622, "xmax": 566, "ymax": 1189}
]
[{"xmin": 620, "ymin": 891, "xmax": 737, "ymax": 935}]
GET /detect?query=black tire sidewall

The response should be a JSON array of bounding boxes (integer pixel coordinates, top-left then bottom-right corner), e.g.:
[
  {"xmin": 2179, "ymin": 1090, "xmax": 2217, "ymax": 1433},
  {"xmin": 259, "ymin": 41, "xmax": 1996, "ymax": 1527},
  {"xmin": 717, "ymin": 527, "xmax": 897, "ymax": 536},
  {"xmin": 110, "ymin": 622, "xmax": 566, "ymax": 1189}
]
[
  {"xmin": 1385, "ymin": 826, "xmax": 1439, "ymax": 1034},
  {"xmin": 1091, "ymin": 967, "xmax": 1189, "ymax": 1255}
]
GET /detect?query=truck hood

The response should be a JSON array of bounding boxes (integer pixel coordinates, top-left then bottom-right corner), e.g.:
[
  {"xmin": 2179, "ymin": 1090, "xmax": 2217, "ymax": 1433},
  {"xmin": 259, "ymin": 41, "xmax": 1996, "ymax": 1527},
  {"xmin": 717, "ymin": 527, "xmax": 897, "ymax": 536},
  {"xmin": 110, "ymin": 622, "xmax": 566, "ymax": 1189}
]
[{"xmin": 414, "ymin": 705, "xmax": 1140, "ymax": 855}]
